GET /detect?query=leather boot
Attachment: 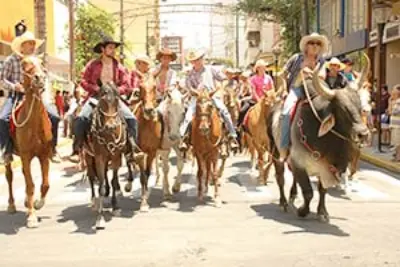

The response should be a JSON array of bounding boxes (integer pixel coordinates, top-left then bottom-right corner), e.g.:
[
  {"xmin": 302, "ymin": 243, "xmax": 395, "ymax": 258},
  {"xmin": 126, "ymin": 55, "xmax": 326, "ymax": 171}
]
[
  {"xmin": 179, "ymin": 122, "xmax": 192, "ymax": 152},
  {"xmin": 126, "ymin": 136, "xmax": 146, "ymax": 164},
  {"xmin": 228, "ymin": 135, "xmax": 239, "ymax": 152}
]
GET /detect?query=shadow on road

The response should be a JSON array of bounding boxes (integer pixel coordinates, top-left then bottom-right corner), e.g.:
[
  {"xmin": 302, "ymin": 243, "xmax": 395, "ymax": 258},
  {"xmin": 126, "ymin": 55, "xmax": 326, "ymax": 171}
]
[
  {"xmin": 251, "ymin": 203, "xmax": 350, "ymax": 237},
  {"xmin": 0, "ymin": 210, "xmax": 27, "ymax": 235}
]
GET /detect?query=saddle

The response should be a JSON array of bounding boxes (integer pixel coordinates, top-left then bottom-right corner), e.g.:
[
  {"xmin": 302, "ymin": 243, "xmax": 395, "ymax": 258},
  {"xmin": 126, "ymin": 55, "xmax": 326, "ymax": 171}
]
[{"xmin": 9, "ymin": 101, "xmax": 52, "ymax": 142}]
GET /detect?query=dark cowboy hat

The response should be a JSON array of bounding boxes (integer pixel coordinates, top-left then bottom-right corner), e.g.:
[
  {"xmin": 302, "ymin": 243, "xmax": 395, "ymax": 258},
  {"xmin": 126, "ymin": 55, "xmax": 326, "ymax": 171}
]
[
  {"xmin": 93, "ymin": 34, "xmax": 122, "ymax": 54},
  {"xmin": 156, "ymin": 48, "xmax": 177, "ymax": 61}
]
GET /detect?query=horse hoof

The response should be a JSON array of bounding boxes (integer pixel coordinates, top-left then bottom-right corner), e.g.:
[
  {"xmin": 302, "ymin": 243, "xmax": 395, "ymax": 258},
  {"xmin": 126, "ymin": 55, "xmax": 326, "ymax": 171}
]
[
  {"xmin": 214, "ymin": 198, "xmax": 222, "ymax": 208},
  {"xmin": 163, "ymin": 193, "xmax": 172, "ymax": 201},
  {"xmin": 7, "ymin": 204, "xmax": 16, "ymax": 214},
  {"xmin": 91, "ymin": 198, "xmax": 97, "ymax": 211},
  {"xmin": 34, "ymin": 199, "xmax": 45, "ymax": 210},
  {"xmin": 24, "ymin": 199, "xmax": 28, "ymax": 208},
  {"xmin": 95, "ymin": 217, "xmax": 106, "ymax": 230},
  {"xmin": 116, "ymin": 190, "xmax": 123, "ymax": 197},
  {"xmin": 124, "ymin": 183, "xmax": 132, "ymax": 193},
  {"xmin": 112, "ymin": 209, "xmax": 121, "ymax": 217},
  {"xmin": 297, "ymin": 206, "xmax": 310, "ymax": 218},
  {"xmin": 26, "ymin": 216, "xmax": 39, "ymax": 229},
  {"xmin": 140, "ymin": 203, "xmax": 150, "ymax": 213},
  {"xmin": 172, "ymin": 184, "xmax": 181, "ymax": 194},
  {"xmin": 317, "ymin": 214, "xmax": 330, "ymax": 223}
]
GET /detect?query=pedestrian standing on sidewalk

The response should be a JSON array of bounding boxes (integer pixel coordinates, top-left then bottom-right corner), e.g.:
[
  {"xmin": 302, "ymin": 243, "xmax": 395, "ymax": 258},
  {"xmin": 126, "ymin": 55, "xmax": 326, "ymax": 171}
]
[{"xmin": 389, "ymin": 85, "xmax": 400, "ymax": 161}]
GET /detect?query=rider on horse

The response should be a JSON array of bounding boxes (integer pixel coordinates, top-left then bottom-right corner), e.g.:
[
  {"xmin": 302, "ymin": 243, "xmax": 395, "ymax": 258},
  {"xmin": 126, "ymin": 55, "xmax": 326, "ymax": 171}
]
[
  {"xmin": 129, "ymin": 54, "xmax": 152, "ymax": 101},
  {"xmin": 153, "ymin": 48, "xmax": 178, "ymax": 105},
  {"xmin": 0, "ymin": 31, "xmax": 61, "ymax": 164},
  {"xmin": 179, "ymin": 48, "xmax": 239, "ymax": 151},
  {"xmin": 279, "ymin": 32, "xmax": 329, "ymax": 161},
  {"xmin": 72, "ymin": 35, "xmax": 145, "ymax": 163}
]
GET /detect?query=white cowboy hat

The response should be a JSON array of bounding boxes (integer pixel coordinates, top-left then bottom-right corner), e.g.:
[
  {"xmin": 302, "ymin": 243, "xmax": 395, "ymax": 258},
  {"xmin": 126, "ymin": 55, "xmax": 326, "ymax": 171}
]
[
  {"xmin": 324, "ymin": 57, "xmax": 346, "ymax": 70},
  {"xmin": 186, "ymin": 49, "xmax": 205, "ymax": 62},
  {"xmin": 253, "ymin": 59, "xmax": 268, "ymax": 72},
  {"xmin": 299, "ymin": 32, "xmax": 329, "ymax": 54},
  {"xmin": 11, "ymin": 31, "xmax": 44, "ymax": 57},
  {"xmin": 135, "ymin": 54, "xmax": 152, "ymax": 66},
  {"xmin": 240, "ymin": 70, "xmax": 252, "ymax": 78}
]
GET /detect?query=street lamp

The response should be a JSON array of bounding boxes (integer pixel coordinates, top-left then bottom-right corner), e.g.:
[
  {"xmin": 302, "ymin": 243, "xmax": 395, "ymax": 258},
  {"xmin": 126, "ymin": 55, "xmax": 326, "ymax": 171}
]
[
  {"xmin": 272, "ymin": 47, "xmax": 282, "ymax": 86},
  {"xmin": 373, "ymin": 0, "xmax": 392, "ymax": 152}
]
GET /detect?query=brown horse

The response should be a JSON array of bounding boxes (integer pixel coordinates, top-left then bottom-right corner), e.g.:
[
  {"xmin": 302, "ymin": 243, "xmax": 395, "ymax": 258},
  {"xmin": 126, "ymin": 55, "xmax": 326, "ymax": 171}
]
[
  {"xmin": 6, "ymin": 56, "xmax": 52, "ymax": 228},
  {"xmin": 84, "ymin": 80, "xmax": 127, "ymax": 230},
  {"xmin": 125, "ymin": 73, "xmax": 163, "ymax": 212},
  {"xmin": 191, "ymin": 88, "xmax": 223, "ymax": 207}
]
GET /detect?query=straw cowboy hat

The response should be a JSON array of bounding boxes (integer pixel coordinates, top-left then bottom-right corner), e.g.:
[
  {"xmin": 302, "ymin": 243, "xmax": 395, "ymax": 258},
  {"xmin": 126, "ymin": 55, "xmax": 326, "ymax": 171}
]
[
  {"xmin": 240, "ymin": 70, "xmax": 252, "ymax": 79},
  {"xmin": 224, "ymin": 67, "xmax": 242, "ymax": 75},
  {"xmin": 156, "ymin": 48, "xmax": 177, "ymax": 61},
  {"xmin": 299, "ymin": 32, "xmax": 329, "ymax": 54},
  {"xmin": 134, "ymin": 54, "xmax": 152, "ymax": 65},
  {"xmin": 186, "ymin": 49, "xmax": 205, "ymax": 62},
  {"xmin": 253, "ymin": 59, "xmax": 268, "ymax": 72},
  {"xmin": 11, "ymin": 31, "xmax": 44, "ymax": 57},
  {"xmin": 93, "ymin": 34, "xmax": 121, "ymax": 53},
  {"xmin": 325, "ymin": 57, "xmax": 346, "ymax": 70}
]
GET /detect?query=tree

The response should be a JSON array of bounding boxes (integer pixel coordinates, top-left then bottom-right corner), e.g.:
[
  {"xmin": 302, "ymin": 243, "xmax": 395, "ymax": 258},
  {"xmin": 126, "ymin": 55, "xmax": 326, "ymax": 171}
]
[
  {"xmin": 67, "ymin": 4, "xmax": 117, "ymax": 79},
  {"xmin": 237, "ymin": 0, "xmax": 315, "ymax": 58}
]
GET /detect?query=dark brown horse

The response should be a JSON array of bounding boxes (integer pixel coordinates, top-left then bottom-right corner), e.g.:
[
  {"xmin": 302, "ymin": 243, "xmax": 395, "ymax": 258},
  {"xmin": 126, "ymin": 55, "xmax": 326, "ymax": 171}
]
[
  {"xmin": 191, "ymin": 88, "xmax": 223, "ymax": 207},
  {"xmin": 84, "ymin": 80, "xmax": 127, "ymax": 230},
  {"xmin": 125, "ymin": 73, "xmax": 163, "ymax": 212},
  {"xmin": 6, "ymin": 56, "xmax": 52, "ymax": 228}
]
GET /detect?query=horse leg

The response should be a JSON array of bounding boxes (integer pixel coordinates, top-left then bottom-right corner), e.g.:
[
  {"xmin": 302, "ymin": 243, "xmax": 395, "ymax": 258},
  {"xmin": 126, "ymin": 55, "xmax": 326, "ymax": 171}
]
[
  {"xmin": 205, "ymin": 159, "xmax": 210, "ymax": 196},
  {"xmin": 196, "ymin": 155, "xmax": 205, "ymax": 203},
  {"xmin": 94, "ymin": 158, "xmax": 106, "ymax": 230},
  {"xmin": 291, "ymin": 162, "xmax": 313, "ymax": 218},
  {"xmin": 111, "ymin": 168, "xmax": 121, "ymax": 216},
  {"xmin": 34, "ymin": 155, "xmax": 50, "ymax": 210},
  {"xmin": 139, "ymin": 152, "xmax": 155, "ymax": 212},
  {"xmin": 216, "ymin": 156, "xmax": 226, "ymax": 185},
  {"xmin": 274, "ymin": 159, "xmax": 288, "ymax": 212},
  {"xmin": 155, "ymin": 150, "xmax": 162, "ymax": 186},
  {"xmin": 5, "ymin": 164, "xmax": 16, "ymax": 214},
  {"xmin": 21, "ymin": 157, "xmax": 38, "ymax": 228},
  {"xmin": 124, "ymin": 161, "xmax": 134, "ymax": 192},
  {"xmin": 212, "ymin": 157, "xmax": 222, "ymax": 208},
  {"xmin": 86, "ymin": 156, "xmax": 96, "ymax": 209},
  {"xmin": 104, "ymin": 164, "xmax": 110, "ymax": 197},
  {"xmin": 161, "ymin": 150, "xmax": 172, "ymax": 201},
  {"xmin": 256, "ymin": 147, "xmax": 265, "ymax": 185},
  {"xmin": 172, "ymin": 146, "xmax": 184, "ymax": 194},
  {"xmin": 317, "ymin": 180, "xmax": 330, "ymax": 223}
]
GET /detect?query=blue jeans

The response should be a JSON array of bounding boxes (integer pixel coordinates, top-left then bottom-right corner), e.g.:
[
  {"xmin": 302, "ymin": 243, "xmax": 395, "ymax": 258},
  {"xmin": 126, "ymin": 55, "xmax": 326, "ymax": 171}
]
[
  {"xmin": 179, "ymin": 96, "xmax": 237, "ymax": 138},
  {"xmin": 73, "ymin": 97, "xmax": 138, "ymax": 145},
  {"xmin": 0, "ymin": 95, "xmax": 60, "ymax": 156},
  {"xmin": 280, "ymin": 87, "xmax": 305, "ymax": 149}
]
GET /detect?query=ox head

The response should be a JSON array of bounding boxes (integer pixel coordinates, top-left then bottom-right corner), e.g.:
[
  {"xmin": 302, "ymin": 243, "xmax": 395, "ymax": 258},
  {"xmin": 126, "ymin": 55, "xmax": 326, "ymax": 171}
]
[
  {"xmin": 21, "ymin": 56, "xmax": 46, "ymax": 94},
  {"xmin": 190, "ymin": 85, "xmax": 217, "ymax": 136},
  {"xmin": 164, "ymin": 88, "xmax": 185, "ymax": 141},
  {"xmin": 311, "ymin": 55, "xmax": 370, "ymax": 144},
  {"xmin": 96, "ymin": 79, "xmax": 120, "ymax": 131}
]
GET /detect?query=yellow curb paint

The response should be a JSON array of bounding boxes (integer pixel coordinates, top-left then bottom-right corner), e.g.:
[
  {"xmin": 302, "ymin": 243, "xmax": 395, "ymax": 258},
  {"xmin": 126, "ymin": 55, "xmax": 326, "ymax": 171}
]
[
  {"xmin": 0, "ymin": 139, "xmax": 72, "ymax": 175},
  {"xmin": 361, "ymin": 152, "xmax": 400, "ymax": 174}
]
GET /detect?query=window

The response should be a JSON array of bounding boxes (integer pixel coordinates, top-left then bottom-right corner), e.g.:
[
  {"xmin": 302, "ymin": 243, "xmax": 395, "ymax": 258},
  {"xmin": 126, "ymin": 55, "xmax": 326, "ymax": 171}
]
[
  {"xmin": 320, "ymin": 0, "xmax": 332, "ymax": 37},
  {"xmin": 347, "ymin": 0, "xmax": 367, "ymax": 34},
  {"xmin": 331, "ymin": 0, "xmax": 341, "ymax": 36}
]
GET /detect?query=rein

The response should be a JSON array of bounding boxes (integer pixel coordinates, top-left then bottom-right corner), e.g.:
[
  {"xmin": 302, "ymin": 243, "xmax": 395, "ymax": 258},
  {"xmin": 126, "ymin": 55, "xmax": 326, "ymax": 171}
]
[{"xmin": 11, "ymin": 92, "xmax": 41, "ymax": 128}]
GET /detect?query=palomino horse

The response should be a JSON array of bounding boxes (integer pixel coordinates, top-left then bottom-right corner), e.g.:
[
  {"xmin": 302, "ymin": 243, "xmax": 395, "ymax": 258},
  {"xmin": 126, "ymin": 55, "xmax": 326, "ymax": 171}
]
[
  {"xmin": 125, "ymin": 73, "xmax": 163, "ymax": 212},
  {"xmin": 190, "ymin": 88, "xmax": 223, "ymax": 207},
  {"xmin": 243, "ymin": 78, "xmax": 285, "ymax": 185},
  {"xmin": 155, "ymin": 88, "xmax": 186, "ymax": 198},
  {"xmin": 6, "ymin": 56, "xmax": 52, "ymax": 228},
  {"xmin": 84, "ymin": 80, "xmax": 127, "ymax": 230}
]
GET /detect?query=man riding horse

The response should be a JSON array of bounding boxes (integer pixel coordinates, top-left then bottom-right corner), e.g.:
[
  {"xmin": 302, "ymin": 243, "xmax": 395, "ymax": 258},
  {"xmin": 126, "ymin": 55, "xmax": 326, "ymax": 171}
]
[
  {"xmin": 0, "ymin": 31, "xmax": 61, "ymax": 164},
  {"xmin": 179, "ymin": 49, "xmax": 239, "ymax": 152},
  {"xmin": 153, "ymin": 48, "xmax": 178, "ymax": 104},
  {"xmin": 72, "ymin": 35, "xmax": 145, "ymax": 163}
]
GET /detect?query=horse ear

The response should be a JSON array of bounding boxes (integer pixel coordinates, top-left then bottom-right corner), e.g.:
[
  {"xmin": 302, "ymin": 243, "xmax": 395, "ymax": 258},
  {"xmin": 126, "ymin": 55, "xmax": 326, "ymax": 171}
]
[{"xmin": 190, "ymin": 88, "xmax": 200, "ymax": 97}]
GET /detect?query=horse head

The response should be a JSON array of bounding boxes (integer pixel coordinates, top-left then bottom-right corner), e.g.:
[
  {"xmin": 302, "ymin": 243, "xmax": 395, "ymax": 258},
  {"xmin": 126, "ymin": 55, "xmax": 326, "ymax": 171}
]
[
  {"xmin": 191, "ymin": 87, "xmax": 216, "ymax": 136},
  {"xmin": 164, "ymin": 88, "xmax": 185, "ymax": 141},
  {"xmin": 96, "ymin": 80, "xmax": 121, "ymax": 132},
  {"xmin": 139, "ymin": 74, "xmax": 158, "ymax": 120},
  {"xmin": 21, "ymin": 56, "xmax": 46, "ymax": 94}
]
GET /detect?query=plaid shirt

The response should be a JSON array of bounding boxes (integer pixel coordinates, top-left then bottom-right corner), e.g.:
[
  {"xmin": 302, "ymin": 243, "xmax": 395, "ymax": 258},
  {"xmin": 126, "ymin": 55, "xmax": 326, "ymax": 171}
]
[
  {"xmin": 185, "ymin": 65, "xmax": 226, "ymax": 91},
  {"xmin": 0, "ymin": 54, "xmax": 22, "ymax": 92}
]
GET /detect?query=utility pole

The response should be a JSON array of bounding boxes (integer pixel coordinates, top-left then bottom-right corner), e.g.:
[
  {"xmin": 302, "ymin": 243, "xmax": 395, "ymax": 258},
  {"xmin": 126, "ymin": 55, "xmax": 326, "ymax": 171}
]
[
  {"xmin": 68, "ymin": 0, "xmax": 75, "ymax": 82},
  {"xmin": 367, "ymin": 0, "xmax": 374, "ymax": 83},
  {"xmin": 120, "ymin": 0, "xmax": 124, "ymax": 64},
  {"xmin": 146, "ymin": 19, "xmax": 149, "ymax": 56},
  {"xmin": 35, "ymin": 0, "xmax": 47, "ymax": 67},
  {"xmin": 302, "ymin": 0, "xmax": 309, "ymax": 35},
  {"xmin": 235, "ymin": 9, "xmax": 239, "ymax": 68}
]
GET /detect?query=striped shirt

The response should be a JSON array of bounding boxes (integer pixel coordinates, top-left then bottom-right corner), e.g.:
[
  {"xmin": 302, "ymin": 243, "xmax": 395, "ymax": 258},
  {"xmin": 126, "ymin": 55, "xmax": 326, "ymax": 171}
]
[{"xmin": 0, "ymin": 53, "xmax": 22, "ymax": 93}]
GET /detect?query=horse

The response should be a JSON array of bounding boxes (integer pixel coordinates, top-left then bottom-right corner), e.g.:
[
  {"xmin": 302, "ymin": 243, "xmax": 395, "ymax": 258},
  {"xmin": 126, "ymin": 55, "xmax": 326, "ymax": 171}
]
[
  {"xmin": 190, "ymin": 88, "xmax": 223, "ymax": 207},
  {"xmin": 6, "ymin": 56, "xmax": 53, "ymax": 228},
  {"xmin": 125, "ymin": 73, "xmax": 163, "ymax": 212},
  {"xmin": 155, "ymin": 88, "xmax": 186, "ymax": 198},
  {"xmin": 84, "ymin": 80, "xmax": 127, "ymax": 230}
]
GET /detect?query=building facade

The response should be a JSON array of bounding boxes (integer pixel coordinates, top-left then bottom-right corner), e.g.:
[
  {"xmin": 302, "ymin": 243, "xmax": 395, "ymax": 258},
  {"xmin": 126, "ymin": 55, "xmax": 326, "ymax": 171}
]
[{"xmin": 161, "ymin": 36, "xmax": 183, "ymax": 70}]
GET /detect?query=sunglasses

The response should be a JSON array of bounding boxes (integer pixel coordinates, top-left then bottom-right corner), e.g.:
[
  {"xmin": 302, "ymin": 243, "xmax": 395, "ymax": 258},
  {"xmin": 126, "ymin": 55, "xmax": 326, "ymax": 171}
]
[{"xmin": 308, "ymin": 41, "xmax": 322, "ymax": 46}]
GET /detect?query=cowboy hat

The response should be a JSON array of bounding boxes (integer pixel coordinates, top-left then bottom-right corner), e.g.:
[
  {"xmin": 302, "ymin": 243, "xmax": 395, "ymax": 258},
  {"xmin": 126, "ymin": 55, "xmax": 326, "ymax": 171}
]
[
  {"xmin": 93, "ymin": 34, "xmax": 121, "ymax": 53},
  {"xmin": 11, "ymin": 31, "xmax": 44, "ymax": 57},
  {"xmin": 186, "ymin": 49, "xmax": 205, "ymax": 62},
  {"xmin": 341, "ymin": 58, "xmax": 354, "ymax": 66},
  {"xmin": 253, "ymin": 59, "xmax": 268, "ymax": 72},
  {"xmin": 240, "ymin": 70, "xmax": 252, "ymax": 79},
  {"xmin": 224, "ymin": 67, "xmax": 242, "ymax": 75},
  {"xmin": 134, "ymin": 54, "xmax": 152, "ymax": 66},
  {"xmin": 325, "ymin": 57, "xmax": 346, "ymax": 70},
  {"xmin": 299, "ymin": 32, "xmax": 329, "ymax": 54},
  {"xmin": 156, "ymin": 48, "xmax": 177, "ymax": 61}
]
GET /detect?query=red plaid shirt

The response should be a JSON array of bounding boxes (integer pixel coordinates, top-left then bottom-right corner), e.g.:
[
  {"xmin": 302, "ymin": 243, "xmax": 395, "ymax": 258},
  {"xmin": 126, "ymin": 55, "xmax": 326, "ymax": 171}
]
[{"xmin": 80, "ymin": 58, "xmax": 130, "ymax": 98}]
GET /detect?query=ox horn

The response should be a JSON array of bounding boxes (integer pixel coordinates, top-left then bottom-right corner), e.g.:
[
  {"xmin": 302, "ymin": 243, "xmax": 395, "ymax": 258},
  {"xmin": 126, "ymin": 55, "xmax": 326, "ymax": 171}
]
[
  {"xmin": 355, "ymin": 53, "xmax": 371, "ymax": 91},
  {"xmin": 311, "ymin": 63, "xmax": 336, "ymax": 100},
  {"xmin": 275, "ymin": 75, "xmax": 287, "ymax": 97},
  {"xmin": 190, "ymin": 87, "xmax": 200, "ymax": 97}
]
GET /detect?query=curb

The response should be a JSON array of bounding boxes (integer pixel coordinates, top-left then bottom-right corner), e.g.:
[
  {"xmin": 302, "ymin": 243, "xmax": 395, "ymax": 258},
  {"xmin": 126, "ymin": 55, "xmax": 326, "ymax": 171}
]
[
  {"xmin": 360, "ymin": 151, "xmax": 400, "ymax": 174},
  {"xmin": 0, "ymin": 139, "xmax": 72, "ymax": 175}
]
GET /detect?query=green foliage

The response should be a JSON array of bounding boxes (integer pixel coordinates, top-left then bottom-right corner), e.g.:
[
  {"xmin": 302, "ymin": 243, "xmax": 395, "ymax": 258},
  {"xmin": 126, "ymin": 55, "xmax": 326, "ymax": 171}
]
[
  {"xmin": 237, "ymin": 0, "xmax": 313, "ymax": 58},
  {"xmin": 66, "ymin": 4, "xmax": 117, "ymax": 79},
  {"xmin": 207, "ymin": 57, "xmax": 234, "ymax": 67}
]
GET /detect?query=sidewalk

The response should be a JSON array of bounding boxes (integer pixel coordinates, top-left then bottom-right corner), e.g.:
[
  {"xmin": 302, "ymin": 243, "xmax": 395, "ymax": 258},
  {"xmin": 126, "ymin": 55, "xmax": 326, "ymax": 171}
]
[{"xmin": 360, "ymin": 146, "xmax": 400, "ymax": 174}]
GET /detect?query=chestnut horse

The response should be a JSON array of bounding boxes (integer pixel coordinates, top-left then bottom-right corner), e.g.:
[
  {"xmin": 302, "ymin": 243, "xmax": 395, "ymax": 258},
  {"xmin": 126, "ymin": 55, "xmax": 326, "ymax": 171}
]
[
  {"xmin": 191, "ymin": 88, "xmax": 223, "ymax": 207},
  {"xmin": 125, "ymin": 73, "xmax": 163, "ymax": 212},
  {"xmin": 84, "ymin": 81, "xmax": 127, "ymax": 230},
  {"xmin": 6, "ymin": 56, "xmax": 52, "ymax": 228}
]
